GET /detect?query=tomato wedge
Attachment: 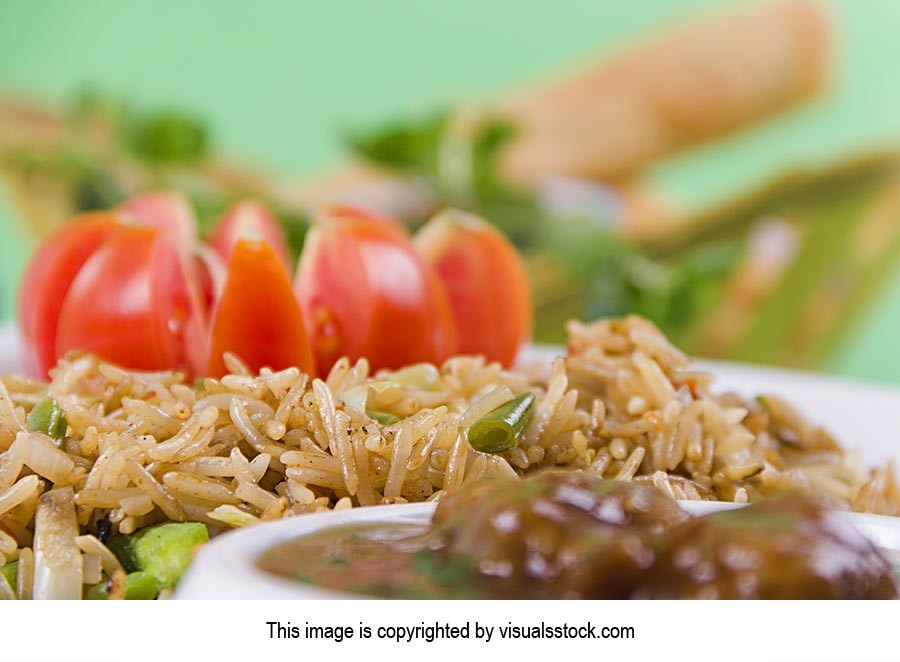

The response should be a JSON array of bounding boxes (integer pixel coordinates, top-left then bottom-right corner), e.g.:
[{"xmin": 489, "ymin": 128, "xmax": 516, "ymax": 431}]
[
  {"xmin": 414, "ymin": 209, "xmax": 532, "ymax": 366},
  {"xmin": 18, "ymin": 213, "xmax": 123, "ymax": 378},
  {"xmin": 321, "ymin": 203, "xmax": 407, "ymax": 237},
  {"xmin": 193, "ymin": 244, "xmax": 226, "ymax": 314},
  {"xmin": 208, "ymin": 238, "xmax": 314, "ymax": 378},
  {"xmin": 54, "ymin": 227, "xmax": 207, "ymax": 375},
  {"xmin": 209, "ymin": 200, "xmax": 290, "ymax": 268},
  {"xmin": 117, "ymin": 191, "xmax": 198, "ymax": 244},
  {"xmin": 118, "ymin": 190, "xmax": 219, "ymax": 370},
  {"xmin": 295, "ymin": 217, "xmax": 458, "ymax": 373}
]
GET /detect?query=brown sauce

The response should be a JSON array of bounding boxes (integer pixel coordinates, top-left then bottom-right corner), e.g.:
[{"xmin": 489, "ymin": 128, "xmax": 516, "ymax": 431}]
[{"xmin": 257, "ymin": 471, "xmax": 899, "ymax": 599}]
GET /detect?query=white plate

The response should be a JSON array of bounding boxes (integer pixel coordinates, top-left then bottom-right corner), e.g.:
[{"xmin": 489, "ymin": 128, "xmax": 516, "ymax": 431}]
[
  {"xmin": 0, "ymin": 323, "xmax": 24, "ymax": 375},
  {"xmin": 3, "ymin": 323, "xmax": 899, "ymax": 598}
]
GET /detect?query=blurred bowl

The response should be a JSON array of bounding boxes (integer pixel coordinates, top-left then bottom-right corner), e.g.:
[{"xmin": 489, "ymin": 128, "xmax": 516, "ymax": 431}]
[{"xmin": 175, "ymin": 494, "xmax": 900, "ymax": 600}]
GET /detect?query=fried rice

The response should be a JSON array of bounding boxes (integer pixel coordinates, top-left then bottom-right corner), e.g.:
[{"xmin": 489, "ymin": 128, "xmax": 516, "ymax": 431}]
[{"xmin": 0, "ymin": 315, "xmax": 897, "ymax": 599}]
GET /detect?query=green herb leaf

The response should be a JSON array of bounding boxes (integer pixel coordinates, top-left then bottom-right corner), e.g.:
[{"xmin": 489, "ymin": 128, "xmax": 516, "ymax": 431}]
[
  {"xmin": 347, "ymin": 112, "xmax": 448, "ymax": 174},
  {"xmin": 126, "ymin": 111, "xmax": 209, "ymax": 165}
]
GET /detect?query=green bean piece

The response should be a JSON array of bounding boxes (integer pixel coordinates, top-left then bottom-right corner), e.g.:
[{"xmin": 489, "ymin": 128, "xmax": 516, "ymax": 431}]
[
  {"xmin": 27, "ymin": 397, "xmax": 67, "ymax": 444},
  {"xmin": 84, "ymin": 582, "xmax": 107, "ymax": 600},
  {"xmin": 0, "ymin": 561, "xmax": 17, "ymax": 593},
  {"xmin": 84, "ymin": 571, "xmax": 162, "ymax": 600},
  {"xmin": 366, "ymin": 409, "xmax": 400, "ymax": 425},
  {"xmin": 468, "ymin": 392, "xmax": 536, "ymax": 454},
  {"xmin": 107, "ymin": 521, "xmax": 208, "ymax": 588},
  {"xmin": 122, "ymin": 571, "xmax": 162, "ymax": 600}
]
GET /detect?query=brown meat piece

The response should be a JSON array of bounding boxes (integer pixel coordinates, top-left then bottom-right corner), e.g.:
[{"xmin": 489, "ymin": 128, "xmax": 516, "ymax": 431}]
[
  {"xmin": 430, "ymin": 470, "xmax": 690, "ymax": 598},
  {"xmin": 634, "ymin": 496, "xmax": 897, "ymax": 599}
]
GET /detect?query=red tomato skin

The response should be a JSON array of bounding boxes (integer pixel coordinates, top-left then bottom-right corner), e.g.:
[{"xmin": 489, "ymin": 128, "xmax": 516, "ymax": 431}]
[
  {"xmin": 207, "ymin": 239, "xmax": 315, "ymax": 378},
  {"xmin": 18, "ymin": 213, "xmax": 123, "ymax": 378},
  {"xmin": 117, "ymin": 191, "xmax": 198, "ymax": 244},
  {"xmin": 209, "ymin": 200, "xmax": 290, "ymax": 268},
  {"xmin": 54, "ymin": 227, "xmax": 207, "ymax": 375},
  {"xmin": 295, "ymin": 219, "xmax": 457, "ymax": 373},
  {"xmin": 414, "ymin": 210, "xmax": 533, "ymax": 366}
]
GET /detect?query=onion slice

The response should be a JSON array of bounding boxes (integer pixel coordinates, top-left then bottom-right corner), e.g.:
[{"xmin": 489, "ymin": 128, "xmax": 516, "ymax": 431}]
[{"xmin": 33, "ymin": 487, "xmax": 83, "ymax": 600}]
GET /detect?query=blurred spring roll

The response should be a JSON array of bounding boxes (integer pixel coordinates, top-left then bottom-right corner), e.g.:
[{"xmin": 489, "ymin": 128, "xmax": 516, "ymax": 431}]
[{"xmin": 497, "ymin": 0, "xmax": 832, "ymax": 185}]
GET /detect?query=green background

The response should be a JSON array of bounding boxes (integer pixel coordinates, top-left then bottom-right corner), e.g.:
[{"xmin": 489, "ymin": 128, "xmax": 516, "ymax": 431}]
[{"xmin": 2, "ymin": 0, "xmax": 900, "ymax": 382}]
